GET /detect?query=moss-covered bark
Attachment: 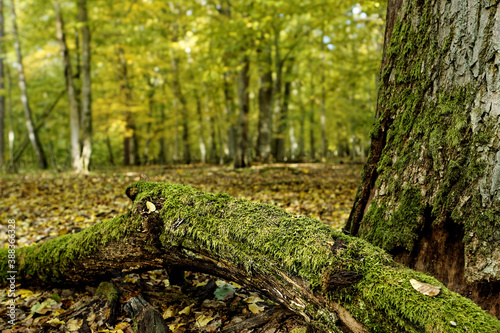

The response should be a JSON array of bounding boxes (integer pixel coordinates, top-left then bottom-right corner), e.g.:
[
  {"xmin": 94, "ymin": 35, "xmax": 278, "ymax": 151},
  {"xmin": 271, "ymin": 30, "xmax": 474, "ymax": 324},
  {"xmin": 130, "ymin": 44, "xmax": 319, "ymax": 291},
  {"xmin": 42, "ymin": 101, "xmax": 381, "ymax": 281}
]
[
  {"xmin": 1, "ymin": 182, "xmax": 499, "ymax": 332},
  {"xmin": 346, "ymin": 0, "xmax": 500, "ymax": 316}
]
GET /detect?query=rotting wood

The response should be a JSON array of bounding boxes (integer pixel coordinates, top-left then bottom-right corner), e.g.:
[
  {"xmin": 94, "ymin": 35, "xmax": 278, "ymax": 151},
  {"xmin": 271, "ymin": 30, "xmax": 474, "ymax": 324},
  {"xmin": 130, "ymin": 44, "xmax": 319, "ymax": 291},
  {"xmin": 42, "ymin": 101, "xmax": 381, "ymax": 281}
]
[{"xmin": 1, "ymin": 181, "xmax": 499, "ymax": 332}]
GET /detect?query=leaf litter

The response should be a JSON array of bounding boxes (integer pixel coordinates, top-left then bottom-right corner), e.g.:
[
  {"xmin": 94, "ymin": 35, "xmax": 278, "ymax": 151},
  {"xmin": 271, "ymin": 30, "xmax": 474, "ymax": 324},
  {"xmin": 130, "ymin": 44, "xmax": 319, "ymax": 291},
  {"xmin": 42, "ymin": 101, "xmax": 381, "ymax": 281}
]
[{"xmin": 0, "ymin": 163, "xmax": 362, "ymax": 332}]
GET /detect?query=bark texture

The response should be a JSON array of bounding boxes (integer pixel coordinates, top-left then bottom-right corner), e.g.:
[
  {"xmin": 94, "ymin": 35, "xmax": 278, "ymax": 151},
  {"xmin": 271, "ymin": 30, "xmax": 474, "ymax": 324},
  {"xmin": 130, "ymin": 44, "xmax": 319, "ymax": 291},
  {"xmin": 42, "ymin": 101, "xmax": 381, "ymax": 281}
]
[
  {"xmin": 1, "ymin": 181, "xmax": 499, "ymax": 332},
  {"xmin": 9, "ymin": 0, "xmax": 47, "ymax": 169},
  {"xmin": 54, "ymin": 1, "xmax": 81, "ymax": 171},
  {"xmin": 78, "ymin": 0, "xmax": 92, "ymax": 174},
  {"xmin": 346, "ymin": 0, "xmax": 500, "ymax": 316}
]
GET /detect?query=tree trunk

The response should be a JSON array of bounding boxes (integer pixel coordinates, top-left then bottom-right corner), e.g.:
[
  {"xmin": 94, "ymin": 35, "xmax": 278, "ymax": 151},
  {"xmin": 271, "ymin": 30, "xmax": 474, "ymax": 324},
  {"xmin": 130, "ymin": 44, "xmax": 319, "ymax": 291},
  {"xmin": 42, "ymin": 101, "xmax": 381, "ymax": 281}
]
[
  {"xmin": 223, "ymin": 72, "xmax": 236, "ymax": 161},
  {"xmin": 2, "ymin": 181, "xmax": 498, "ymax": 332},
  {"xmin": 54, "ymin": 1, "xmax": 81, "ymax": 172},
  {"xmin": 170, "ymin": 49, "xmax": 190, "ymax": 164},
  {"xmin": 309, "ymin": 71, "xmax": 316, "ymax": 160},
  {"xmin": 346, "ymin": 0, "xmax": 500, "ymax": 317},
  {"xmin": 118, "ymin": 47, "xmax": 139, "ymax": 166},
  {"xmin": 9, "ymin": 0, "xmax": 47, "ymax": 169},
  {"xmin": 78, "ymin": 0, "xmax": 92, "ymax": 174},
  {"xmin": 0, "ymin": 0, "xmax": 4, "ymax": 170},
  {"xmin": 255, "ymin": 44, "xmax": 273, "ymax": 162},
  {"xmin": 143, "ymin": 84, "xmax": 155, "ymax": 164},
  {"xmin": 6, "ymin": 65, "xmax": 15, "ymax": 171},
  {"xmin": 234, "ymin": 56, "xmax": 250, "ymax": 168},
  {"xmin": 275, "ymin": 59, "xmax": 294, "ymax": 163},
  {"xmin": 195, "ymin": 92, "xmax": 206, "ymax": 164},
  {"xmin": 320, "ymin": 39, "xmax": 327, "ymax": 161}
]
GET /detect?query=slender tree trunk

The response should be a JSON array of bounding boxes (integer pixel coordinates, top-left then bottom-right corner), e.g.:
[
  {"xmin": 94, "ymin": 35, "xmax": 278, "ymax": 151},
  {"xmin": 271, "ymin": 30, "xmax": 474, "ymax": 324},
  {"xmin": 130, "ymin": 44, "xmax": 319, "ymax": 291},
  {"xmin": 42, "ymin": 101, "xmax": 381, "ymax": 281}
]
[
  {"xmin": 195, "ymin": 93, "xmax": 206, "ymax": 164},
  {"xmin": 106, "ymin": 135, "xmax": 114, "ymax": 166},
  {"xmin": 118, "ymin": 47, "xmax": 139, "ymax": 166},
  {"xmin": 309, "ymin": 73, "xmax": 316, "ymax": 160},
  {"xmin": 143, "ymin": 85, "xmax": 155, "ymax": 164},
  {"xmin": 272, "ymin": 28, "xmax": 283, "ymax": 160},
  {"xmin": 234, "ymin": 56, "xmax": 250, "ymax": 168},
  {"xmin": 170, "ymin": 49, "xmax": 190, "ymax": 164},
  {"xmin": 54, "ymin": 1, "xmax": 81, "ymax": 172},
  {"xmin": 256, "ymin": 44, "xmax": 273, "ymax": 162},
  {"xmin": 347, "ymin": 0, "xmax": 500, "ymax": 316},
  {"xmin": 223, "ymin": 72, "xmax": 236, "ymax": 161},
  {"xmin": 6, "ymin": 64, "xmax": 15, "ymax": 171},
  {"xmin": 320, "ymin": 38, "xmax": 327, "ymax": 161},
  {"xmin": 1, "ymin": 182, "xmax": 498, "ymax": 332},
  {"xmin": 9, "ymin": 0, "xmax": 47, "ymax": 169},
  {"xmin": 78, "ymin": 0, "xmax": 92, "ymax": 173},
  {"xmin": 275, "ymin": 59, "xmax": 294, "ymax": 162},
  {"xmin": 158, "ymin": 102, "xmax": 167, "ymax": 165},
  {"xmin": 0, "ymin": 0, "xmax": 4, "ymax": 170}
]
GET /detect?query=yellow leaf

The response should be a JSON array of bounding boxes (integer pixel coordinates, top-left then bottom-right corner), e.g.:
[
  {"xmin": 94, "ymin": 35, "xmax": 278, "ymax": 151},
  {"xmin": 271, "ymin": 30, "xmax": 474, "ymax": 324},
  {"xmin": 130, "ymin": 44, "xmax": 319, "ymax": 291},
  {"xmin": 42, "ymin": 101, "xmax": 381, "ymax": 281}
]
[
  {"xmin": 67, "ymin": 318, "xmax": 83, "ymax": 331},
  {"xmin": 248, "ymin": 303, "xmax": 265, "ymax": 314},
  {"xmin": 178, "ymin": 305, "xmax": 191, "ymax": 315},
  {"xmin": 115, "ymin": 322, "xmax": 130, "ymax": 330},
  {"xmin": 146, "ymin": 201, "xmax": 156, "ymax": 213},
  {"xmin": 244, "ymin": 296, "xmax": 265, "ymax": 304},
  {"xmin": 409, "ymin": 279, "xmax": 441, "ymax": 296},
  {"xmin": 169, "ymin": 323, "xmax": 185, "ymax": 332},
  {"xmin": 46, "ymin": 318, "xmax": 65, "ymax": 325},
  {"xmin": 162, "ymin": 305, "xmax": 175, "ymax": 319},
  {"xmin": 74, "ymin": 216, "xmax": 85, "ymax": 222},
  {"xmin": 195, "ymin": 314, "xmax": 214, "ymax": 328},
  {"xmin": 16, "ymin": 289, "xmax": 33, "ymax": 298}
]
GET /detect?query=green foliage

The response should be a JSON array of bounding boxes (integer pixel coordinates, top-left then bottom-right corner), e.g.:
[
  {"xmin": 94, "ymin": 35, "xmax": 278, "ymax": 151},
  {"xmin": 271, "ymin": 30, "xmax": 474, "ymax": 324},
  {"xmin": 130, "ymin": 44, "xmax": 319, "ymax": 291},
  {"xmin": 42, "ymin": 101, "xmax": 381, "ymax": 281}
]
[{"xmin": 1, "ymin": 0, "xmax": 386, "ymax": 168}]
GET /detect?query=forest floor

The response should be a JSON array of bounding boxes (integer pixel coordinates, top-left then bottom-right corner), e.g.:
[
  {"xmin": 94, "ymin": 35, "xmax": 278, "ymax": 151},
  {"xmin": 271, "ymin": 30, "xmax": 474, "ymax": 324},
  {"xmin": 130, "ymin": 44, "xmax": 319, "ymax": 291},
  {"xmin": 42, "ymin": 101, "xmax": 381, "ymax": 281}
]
[{"xmin": 0, "ymin": 163, "xmax": 362, "ymax": 333}]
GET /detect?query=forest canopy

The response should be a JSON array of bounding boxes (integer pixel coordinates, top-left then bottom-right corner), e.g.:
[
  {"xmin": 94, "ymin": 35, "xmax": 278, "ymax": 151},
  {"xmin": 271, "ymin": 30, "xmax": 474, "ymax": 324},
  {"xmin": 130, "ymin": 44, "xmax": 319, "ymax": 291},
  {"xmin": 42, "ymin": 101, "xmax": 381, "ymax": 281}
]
[{"xmin": 0, "ymin": 0, "xmax": 385, "ymax": 170}]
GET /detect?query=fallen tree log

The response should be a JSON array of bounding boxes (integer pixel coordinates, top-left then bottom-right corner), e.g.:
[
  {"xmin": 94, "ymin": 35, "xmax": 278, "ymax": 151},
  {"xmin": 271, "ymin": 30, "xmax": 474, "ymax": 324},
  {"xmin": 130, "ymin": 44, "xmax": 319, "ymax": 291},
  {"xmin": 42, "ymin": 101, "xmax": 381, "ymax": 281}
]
[{"xmin": 1, "ymin": 181, "xmax": 499, "ymax": 332}]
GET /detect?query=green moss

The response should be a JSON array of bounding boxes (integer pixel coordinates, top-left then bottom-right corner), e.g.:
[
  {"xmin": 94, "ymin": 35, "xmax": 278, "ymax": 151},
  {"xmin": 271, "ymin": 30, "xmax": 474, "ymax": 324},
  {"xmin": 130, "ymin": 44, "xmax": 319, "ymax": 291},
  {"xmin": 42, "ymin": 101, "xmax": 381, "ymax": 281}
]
[
  {"xmin": 124, "ymin": 181, "xmax": 499, "ymax": 332},
  {"xmin": 0, "ymin": 212, "xmax": 141, "ymax": 283},
  {"xmin": 96, "ymin": 282, "xmax": 120, "ymax": 303},
  {"xmin": 362, "ymin": 0, "xmax": 498, "ymax": 259},
  {"xmin": 361, "ymin": 187, "xmax": 424, "ymax": 252}
]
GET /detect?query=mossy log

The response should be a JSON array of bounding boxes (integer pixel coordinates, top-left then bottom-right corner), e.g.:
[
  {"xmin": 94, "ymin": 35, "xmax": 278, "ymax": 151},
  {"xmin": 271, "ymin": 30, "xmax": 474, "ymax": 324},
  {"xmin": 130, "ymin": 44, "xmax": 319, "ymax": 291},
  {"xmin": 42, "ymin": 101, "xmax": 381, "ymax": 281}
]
[{"xmin": 1, "ymin": 182, "xmax": 499, "ymax": 332}]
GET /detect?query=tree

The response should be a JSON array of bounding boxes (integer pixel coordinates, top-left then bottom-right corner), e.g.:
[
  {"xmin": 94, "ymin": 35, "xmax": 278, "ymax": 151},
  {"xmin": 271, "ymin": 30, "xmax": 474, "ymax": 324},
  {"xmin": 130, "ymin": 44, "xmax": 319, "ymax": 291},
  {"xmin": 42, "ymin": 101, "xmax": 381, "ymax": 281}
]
[
  {"xmin": 54, "ymin": 1, "xmax": 81, "ymax": 172},
  {"xmin": 78, "ymin": 0, "xmax": 92, "ymax": 174},
  {"xmin": 2, "ymin": 181, "xmax": 499, "ymax": 332},
  {"xmin": 346, "ymin": 0, "xmax": 500, "ymax": 316},
  {"xmin": 0, "ymin": 0, "xmax": 4, "ymax": 170},
  {"xmin": 9, "ymin": 0, "xmax": 47, "ymax": 169}
]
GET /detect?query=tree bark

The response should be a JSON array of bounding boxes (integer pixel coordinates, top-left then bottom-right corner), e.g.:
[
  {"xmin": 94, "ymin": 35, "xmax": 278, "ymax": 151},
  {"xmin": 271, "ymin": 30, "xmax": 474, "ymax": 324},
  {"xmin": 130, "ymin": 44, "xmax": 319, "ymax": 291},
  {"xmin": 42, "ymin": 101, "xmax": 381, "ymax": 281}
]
[
  {"xmin": 9, "ymin": 0, "xmax": 47, "ymax": 169},
  {"xmin": 78, "ymin": 0, "xmax": 92, "ymax": 174},
  {"xmin": 118, "ymin": 47, "xmax": 139, "ymax": 166},
  {"xmin": 234, "ymin": 56, "xmax": 250, "ymax": 168},
  {"xmin": 346, "ymin": 0, "xmax": 500, "ymax": 317},
  {"xmin": 170, "ymin": 49, "xmax": 191, "ymax": 164},
  {"xmin": 255, "ymin": 44, "xmax": 273, "ymax": 162},
  {"xmin": 1, "ymin": 181, "xmax": 498, "ymax": 332},
  {"xmin": 0, "ymin": 0, "xmax": 4, "ymax": 170},
  {"xmin": 54, "ymin": 1, "xmax": 81, "ymax": 172}
]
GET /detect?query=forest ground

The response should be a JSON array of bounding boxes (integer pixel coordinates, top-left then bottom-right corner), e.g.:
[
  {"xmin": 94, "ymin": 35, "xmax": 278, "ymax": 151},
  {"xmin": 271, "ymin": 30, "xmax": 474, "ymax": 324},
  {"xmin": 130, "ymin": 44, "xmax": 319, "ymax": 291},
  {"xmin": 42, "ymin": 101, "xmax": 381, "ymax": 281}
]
[{"xmin": 0, "ymin": 163, "xmax": 362, "ymax": 333}]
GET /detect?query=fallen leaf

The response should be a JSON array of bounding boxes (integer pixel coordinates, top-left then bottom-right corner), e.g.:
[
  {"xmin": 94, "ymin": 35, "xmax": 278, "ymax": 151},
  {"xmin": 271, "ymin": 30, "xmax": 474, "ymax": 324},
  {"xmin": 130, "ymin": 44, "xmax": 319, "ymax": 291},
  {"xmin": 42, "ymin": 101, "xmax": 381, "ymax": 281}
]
[
  {"xmin": 409, "ymin": 279, "xmax": 441, "ymax": 296},
  {"xmin": 67, "ymin": 318, "xmax": 83, "ymax": 331},
  {"xmin": 178, "ymin": 305, "xmax": 191, "ymax": 315},
  {"xmin": 146, "ymin": 201, "xmax": 156, "ymax": 213},
  {"xmin": 162, "ymin": 305, "xmax": 175, "ymax": 319},
  {"xmin": 169, "ymin": 323, "xmax": 185, "ymax": 332},
  {"xmin": 195, "ymin": 314, "xmax": 214, "ymax": 328},
  {"xmin": 248, "ymin": 303, "xmax": 265, "ymax": 314},
  {"xmin": 46, "ymin": 318, "xmax": 65, "ymax": 325},
  {"xmin": 244, "ymin": 296, "xmax": 265, "ymax": 304}
]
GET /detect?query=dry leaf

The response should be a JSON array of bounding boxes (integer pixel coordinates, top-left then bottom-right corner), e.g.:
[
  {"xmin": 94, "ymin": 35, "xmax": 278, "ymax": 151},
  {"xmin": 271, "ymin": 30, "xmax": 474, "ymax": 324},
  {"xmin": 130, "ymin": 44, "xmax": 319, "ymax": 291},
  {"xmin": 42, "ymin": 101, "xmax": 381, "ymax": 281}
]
[
  {"xmin": 169, "ymin": 323, "xmax": 185, "ymax": 332},
  {"xmin": 162, "ymin": 305, "xmax": 175, "ymax": 319},
  {"xmin": 409, "ymin": 279, "xmax": 441, "ymax": 296},
  {"xmin": 178, "ymin": 305, "xmax": 191, "ymax": 315},
  {"xmin": 244, "ymin": 296, "xmax": 265, "ymax": 304},
  {"xmin": 67, "ymin": 318, "xmax": 83, "ymax": 331},
  {"xmin": 248, "ymin": 303, "xmax": 265, "ymax": 314},
  {"xmin": 195, "ymin": 315, "xmax": 214, "ymax": 328},
  {"xmin": 146, "ymin": 201, "xmax": 156, "ymax": 213}
]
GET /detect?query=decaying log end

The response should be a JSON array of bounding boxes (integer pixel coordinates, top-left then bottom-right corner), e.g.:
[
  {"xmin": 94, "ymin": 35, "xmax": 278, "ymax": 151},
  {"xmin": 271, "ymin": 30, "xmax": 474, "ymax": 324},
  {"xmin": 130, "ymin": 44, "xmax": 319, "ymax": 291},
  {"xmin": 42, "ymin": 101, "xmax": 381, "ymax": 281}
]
[{"xmin": 321, "ymin": 270, "xmax": 363, "ymax": 292}]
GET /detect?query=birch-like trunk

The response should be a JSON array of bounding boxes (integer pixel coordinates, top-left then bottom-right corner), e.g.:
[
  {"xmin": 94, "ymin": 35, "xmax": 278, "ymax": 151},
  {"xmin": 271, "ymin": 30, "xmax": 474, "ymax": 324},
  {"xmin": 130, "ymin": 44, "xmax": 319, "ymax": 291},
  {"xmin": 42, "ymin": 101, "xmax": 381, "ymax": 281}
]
[
  {"xmin": 54, "ymin": 1, "xmax": 81, "ymax": 172},
  {"xmin": 78, "ymin": 0, "xmax": 92, "ymax": 174},
  {"xmin": 0, "ymin": 0, "xmax": 4, "ymax": 169},
  {"xmin": 234, "ymin": 56, "xmax": 250, "ymax": 168},
  {"xmin": 9, "ymin": 0, "xmax": 47, "ymax": 169},
  {"xmin": 347, "ymin": 0, "xmax": 500, "ymax": 316}
]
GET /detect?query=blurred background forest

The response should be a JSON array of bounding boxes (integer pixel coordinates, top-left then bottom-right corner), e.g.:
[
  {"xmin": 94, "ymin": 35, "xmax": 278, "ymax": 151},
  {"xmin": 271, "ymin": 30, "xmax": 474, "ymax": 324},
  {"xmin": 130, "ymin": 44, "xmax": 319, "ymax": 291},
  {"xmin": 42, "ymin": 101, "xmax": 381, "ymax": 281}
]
[{"xmin": 0, "ymin": 0, "xmax": 386, "ymax": 172}]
